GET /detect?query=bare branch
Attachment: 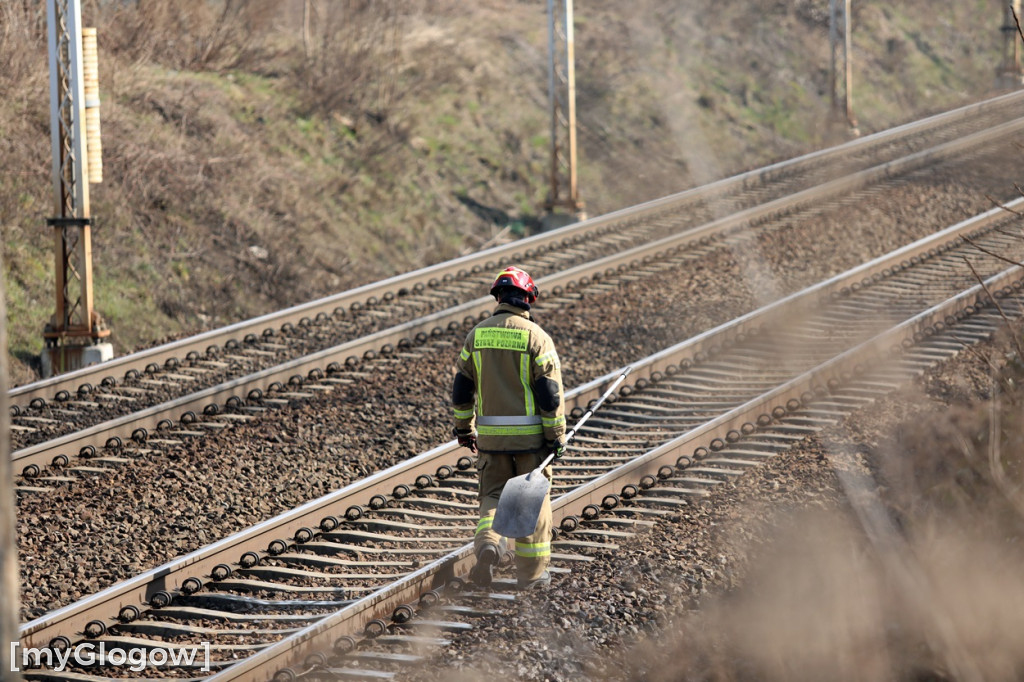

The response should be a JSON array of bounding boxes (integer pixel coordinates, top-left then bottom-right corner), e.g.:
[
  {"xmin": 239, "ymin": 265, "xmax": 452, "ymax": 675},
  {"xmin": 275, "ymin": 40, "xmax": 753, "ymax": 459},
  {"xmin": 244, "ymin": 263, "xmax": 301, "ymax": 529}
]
[
  {"xmin": 986, "ymin": 193, "xmax": 1024, "ymax": 215},
  {"xmin": 961, "ymin": 254, "xmax": 1024, "ymax": 362},
  {"xmin": 961, "ymin": 234, "xmax": 1024, "ymax": 269},
  {"xmin": 1015, "ymin": 2, "xmax": 1024, "ymax": 47}
]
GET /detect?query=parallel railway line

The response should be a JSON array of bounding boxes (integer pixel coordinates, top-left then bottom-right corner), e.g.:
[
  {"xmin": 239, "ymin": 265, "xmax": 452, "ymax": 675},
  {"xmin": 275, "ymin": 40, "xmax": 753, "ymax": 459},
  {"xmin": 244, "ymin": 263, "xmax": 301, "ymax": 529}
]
[
  {"xmin": 8, "ymin": 90, "xmax": 1024, "ymax": 421},
  {"xmin": 11, "ymin": 91, "xmax": 1024, "ymax": 487},
  {"xmin": 17, "ymin": 193, "xmax": 1024, "ymax": 680}
]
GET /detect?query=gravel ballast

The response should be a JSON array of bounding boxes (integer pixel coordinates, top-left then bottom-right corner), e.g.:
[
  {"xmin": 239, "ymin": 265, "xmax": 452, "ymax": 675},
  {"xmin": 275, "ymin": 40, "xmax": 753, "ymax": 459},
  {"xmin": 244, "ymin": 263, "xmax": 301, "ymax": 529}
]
[{"xmin": 15, "ymin": 149, "xmax": 1024, "ymax": 635}]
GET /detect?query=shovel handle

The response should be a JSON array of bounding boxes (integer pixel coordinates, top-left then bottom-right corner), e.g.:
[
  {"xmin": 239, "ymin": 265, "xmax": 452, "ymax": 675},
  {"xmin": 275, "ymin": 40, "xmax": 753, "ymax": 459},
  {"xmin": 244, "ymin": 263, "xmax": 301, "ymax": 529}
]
[
  {"xmin": 536, "ymin": 452, "xmax": 556, "ymax": 471},
  {"xmin": 546, "ymin": 365, "xmax": 634, "ymax": 465},
  {"xmin": 564, "ymin": 365, "xmax": 634, "ymax": 444}
]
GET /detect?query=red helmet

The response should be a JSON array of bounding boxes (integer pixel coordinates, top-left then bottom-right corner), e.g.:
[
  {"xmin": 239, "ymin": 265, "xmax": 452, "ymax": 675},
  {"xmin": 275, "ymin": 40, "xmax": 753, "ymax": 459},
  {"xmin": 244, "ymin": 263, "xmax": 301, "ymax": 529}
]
[{"xmin": 490, "ymin": 266, "xmax": 539, "ymax": 304}]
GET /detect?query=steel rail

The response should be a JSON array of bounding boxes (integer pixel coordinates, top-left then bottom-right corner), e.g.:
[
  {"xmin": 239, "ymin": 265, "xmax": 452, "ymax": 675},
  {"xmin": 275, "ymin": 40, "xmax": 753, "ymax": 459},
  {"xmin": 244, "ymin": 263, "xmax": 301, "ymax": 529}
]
[
  {"xmin": 19, "ymin": 198, "xmax": 1023, "ymax": 665},
  {"xmin": 12, "ymin": 89, "xmax": 1024, "ymax": 409},
  {"xmin": 13, "ymin": 124, "xmax": 1024, "ymax": 480},
  {"xmin": 553, "ymin": 262, "xmax": 1024, "ymax": 528}
]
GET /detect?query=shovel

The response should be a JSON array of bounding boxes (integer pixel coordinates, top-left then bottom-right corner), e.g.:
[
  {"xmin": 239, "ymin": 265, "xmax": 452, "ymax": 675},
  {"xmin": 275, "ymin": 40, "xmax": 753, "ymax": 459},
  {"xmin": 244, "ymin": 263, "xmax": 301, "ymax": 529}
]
[{"xmin": 492, "ymin": 365, "xmax": 634, "ymax": 538}]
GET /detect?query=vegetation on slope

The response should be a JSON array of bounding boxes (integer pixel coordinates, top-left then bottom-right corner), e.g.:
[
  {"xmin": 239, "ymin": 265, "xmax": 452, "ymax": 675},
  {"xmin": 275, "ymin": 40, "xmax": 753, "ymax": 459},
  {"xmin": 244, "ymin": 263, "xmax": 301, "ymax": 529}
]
[{"xmin": 0, "ymin": 0, "xmax": 1010, "ymax": 384}]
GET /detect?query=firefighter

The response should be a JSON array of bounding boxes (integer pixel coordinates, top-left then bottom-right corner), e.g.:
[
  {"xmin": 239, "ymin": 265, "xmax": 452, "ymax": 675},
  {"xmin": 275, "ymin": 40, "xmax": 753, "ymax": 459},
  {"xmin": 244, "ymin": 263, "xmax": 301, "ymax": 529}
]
[{"xmin": 452, "ymin": 265, "xmax": 567, "ymax": 590}]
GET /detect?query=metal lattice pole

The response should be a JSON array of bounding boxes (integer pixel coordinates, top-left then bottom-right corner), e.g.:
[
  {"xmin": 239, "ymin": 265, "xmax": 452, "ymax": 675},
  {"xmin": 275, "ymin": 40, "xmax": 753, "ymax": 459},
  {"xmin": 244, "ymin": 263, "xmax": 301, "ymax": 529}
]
[
  {"xmin": 44, "ymin": 0, "xmax": 109, "ymax": 376},
  {"xmin": 545, "ymin": 0, "xmax": 583, "ymax": 217}
]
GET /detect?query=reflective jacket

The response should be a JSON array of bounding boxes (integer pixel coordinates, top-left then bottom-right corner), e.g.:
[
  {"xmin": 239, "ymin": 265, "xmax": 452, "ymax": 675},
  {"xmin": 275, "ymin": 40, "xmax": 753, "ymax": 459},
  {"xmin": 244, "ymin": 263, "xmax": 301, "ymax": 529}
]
[{"xmin": 452, "ymin": 303, "xmax": 566, "ymax": 454}]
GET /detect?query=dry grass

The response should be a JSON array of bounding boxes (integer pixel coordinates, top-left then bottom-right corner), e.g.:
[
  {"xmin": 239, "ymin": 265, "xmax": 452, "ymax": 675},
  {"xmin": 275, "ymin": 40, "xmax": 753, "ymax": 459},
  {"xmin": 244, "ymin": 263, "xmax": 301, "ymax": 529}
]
[{"xmin": 2, "ymin": 1, "xmax": 1009, "ymax": 384}]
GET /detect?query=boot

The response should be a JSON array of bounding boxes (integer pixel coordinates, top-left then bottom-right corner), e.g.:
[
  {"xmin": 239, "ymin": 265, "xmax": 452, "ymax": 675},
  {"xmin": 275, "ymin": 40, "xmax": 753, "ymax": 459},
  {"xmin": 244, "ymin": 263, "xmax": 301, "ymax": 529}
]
[
  {"xmin": 517, "ymin": 570, "xmax": 551, "ymax": 591},
  {"xmin": 470, "ymin": 543, "xmax": 499, "ymax": 588}
]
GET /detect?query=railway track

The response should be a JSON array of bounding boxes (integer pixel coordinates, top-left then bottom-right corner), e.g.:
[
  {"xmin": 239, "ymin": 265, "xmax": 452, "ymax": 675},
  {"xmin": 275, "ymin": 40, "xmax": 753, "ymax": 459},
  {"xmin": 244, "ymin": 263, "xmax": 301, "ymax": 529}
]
[
  {"xmin": 17, "ymin": 196, "xmax": 1024, "ymax": 680},
  {"xmin": 11, "ymin": 91, "xmax": 1024, "ymax": 488}
]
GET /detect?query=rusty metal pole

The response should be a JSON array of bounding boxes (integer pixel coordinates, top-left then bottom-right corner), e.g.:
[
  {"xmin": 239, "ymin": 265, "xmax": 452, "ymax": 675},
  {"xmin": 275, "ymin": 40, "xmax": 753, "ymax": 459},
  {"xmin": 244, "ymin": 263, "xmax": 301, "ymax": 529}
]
[
  {"xmin": 0, "ymin": 250, "xmax": 22, "ymax": 679},
  {"xmin": 829, "ymin": 0, "xmax": 857, "ymax": 131},
  {"xmin": 44, "ymin": 0, "xmax": 111, "ymax": 378},
  {"xmin": 544, "ymin": 0, "xmax": 584, "ymax": 223},
  {"xmin": 546, "ymin": 0, "xmax": 560, "ymax": 213},
  {"xmin": 844, "ymin": 0, "xmax": 857, "ymax": 130},
  {"xmin": 564, "ymin": 0, "xmax": 580, "ymax": 217},
  {"xmin": 829, "ymin": 0, "xmax": 839, "ymax": 113},
  {"xmin": 999, "ymin": 0, "xmax": 1024, "ymax": 88}
]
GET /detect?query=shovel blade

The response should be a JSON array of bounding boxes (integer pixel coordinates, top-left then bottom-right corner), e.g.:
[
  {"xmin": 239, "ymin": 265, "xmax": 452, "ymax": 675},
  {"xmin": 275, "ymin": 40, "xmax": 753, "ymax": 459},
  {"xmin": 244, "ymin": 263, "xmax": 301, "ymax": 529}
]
[{"xmin": 492, "ymin": 466, "xmax": 551, "ymax": 538}]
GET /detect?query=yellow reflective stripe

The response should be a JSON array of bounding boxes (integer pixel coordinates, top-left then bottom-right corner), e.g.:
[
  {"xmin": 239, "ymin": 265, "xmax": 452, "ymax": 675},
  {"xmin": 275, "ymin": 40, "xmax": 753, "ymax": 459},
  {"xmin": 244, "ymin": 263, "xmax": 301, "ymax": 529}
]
[
  {"xmin": 535, "ymin": 350, "xmax": 560, "ymax": 369},
  {"xmin": 541, "ymin": 415, "xmax": 565, "ymax": 428},
  {"xmin": 453, "ymin": 407, "xmax": 474, "ymax": 420},
  {"xmin": 472, "ymin": 351, "xmax": 483, "ymax": 413},
  {"xmin": 475, "ymin": 327, "xmax": 529, "ymax": 351},
  {"xmin": 514, "ymin": 541, "xmax": 551, "ymax": 558},
  {"xmin": 520, "ymin": 353, "xmax": 534, "ymax": 415},
  {"xmin": 476, "ymin": 513, "xmax": 494, "ymax": 535},
  {"xmin": 477, "ymin": 424, "xmax": 544, "ymax": 436},
  {"xmin": 459, "ymin": 348, "xmax": 471, "ymax": 361}
]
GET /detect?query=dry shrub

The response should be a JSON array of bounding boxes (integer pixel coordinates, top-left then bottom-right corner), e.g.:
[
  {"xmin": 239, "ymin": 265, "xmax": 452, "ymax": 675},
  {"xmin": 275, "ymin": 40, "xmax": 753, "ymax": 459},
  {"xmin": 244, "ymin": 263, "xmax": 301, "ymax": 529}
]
[
  {"xmin": 91, "ymin": 0, "xmax": 282, "ymax": 72},
  {"xmin": 884, "ymin": 342, "xmax": 1024, "ymax": 537},
  {"xmin": 0, "ymin": 1, "xmax": 46, "ymax": 91},
  {"xmin": 292, "ymin": 0, "xmax": 405, "ymax": 119},
  {"xmin": 621, "ymin": 509, "xmax": 1024, "ymax": 682}
]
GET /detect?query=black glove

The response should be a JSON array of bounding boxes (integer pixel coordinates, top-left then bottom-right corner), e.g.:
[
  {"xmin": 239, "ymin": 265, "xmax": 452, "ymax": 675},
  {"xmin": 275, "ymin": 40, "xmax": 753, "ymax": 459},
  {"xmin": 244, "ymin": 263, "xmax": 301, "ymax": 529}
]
[
  {"xmin": 453, "ymin": 427, "xmax": 477, "ymax": 453},
  {"xmin": 547, "ymin": 438, "xmax": 567, "ymax": 459}
]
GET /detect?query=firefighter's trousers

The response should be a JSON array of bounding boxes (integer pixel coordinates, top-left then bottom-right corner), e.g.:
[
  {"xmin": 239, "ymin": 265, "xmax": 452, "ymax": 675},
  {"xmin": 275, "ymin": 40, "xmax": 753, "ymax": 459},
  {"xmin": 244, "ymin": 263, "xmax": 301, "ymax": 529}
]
[{"xmin": 474, "ymin": 450, "xmax": 551, "ymax": 583}]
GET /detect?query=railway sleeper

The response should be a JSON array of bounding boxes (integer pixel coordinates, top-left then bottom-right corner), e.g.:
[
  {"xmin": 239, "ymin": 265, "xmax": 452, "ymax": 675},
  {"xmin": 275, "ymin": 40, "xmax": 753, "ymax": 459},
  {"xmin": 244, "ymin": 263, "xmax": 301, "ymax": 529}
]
[
  {"xmin": 301, "ymin": 541, "xmax": 458, "ymax": 556},
  {"xmin": 666, "ymin": 475, "xmax": 727, "ymax": 488},
  {"xmin": 166, "ymin": 429, "xmax": 207, "ymax": 438},
  {"xmin": 460, "ymin": 588, "xmax": 518, "ymax": 603},
  {"xmin": 735, "ymin": 432, "xmax": 807, "ymax": 447},
  {"xmin": 402, "ymin": 488, "xmax": 476, "ymax": 501},
  {"xmin": 375, "ymin": 634, "xmax": 454, "ymax": 647},
  {"xmin": 238, "ymin": 565, "xmax": 410, "ymax": 582},
  {"xmin": 346, "ymin": 650, "xmax": 425, "ymax": 665},
  {"xmin": 213, "ymin": 578, "xmax": 352, "ymax": 595},
  {"xmin": 274, "ymin": 552, "xmax": 413, "ymax": 569},
  {"xmin": 14, "ymin": 416, "xmax": 59, "ymax": 425},
  {"xmin": 396, "ymin": 498, "xmax": 477, "ymax": 512},
  {"xmin": 347, "ymin": 518, "xmax": 474, "ymax": 534},
  {"xmin": 371, "ymin": 508, "xmax": 476, "ymax": 523},
  {"xmin": 65, "ymin": 465, "xmax": 117, "ymax": 475},
  {"xmin": 630, "ymin": 485, "xmax": 713, "ymax": 500},
  {"xmin": 177, "ymin": 592, "xmax": 353, "ymax": 611},
  {"xmin": 560, "ymin": 527, "xmax": 636, "ymax": 541},
  {"xmin": 116, "ymin": 619, "xmax": 302, "ymax": 638},
  {"xmin": 30, "ymin": 475, "xmax": 78, "ymax": 484},
  {"xmin": 321, "ymin": 530, "xmax": 470, "ymax": 545},
  {"xmin": 684, "ymin": 466, "xmax": 749, "ymax": 480},
  {"xmin": 557, "ymin": 454, "xmax": 637, "ymax": 465},
  {"xmin": 698, "ymin": 458, "xmax": 765, "ymax": 471},
  {"xmin": 148, "ymin": 604, "xmax": 319, "ymax": 622},
  {"xmin": 553, "ymin": 538, "xmax": 620, "ymax": 551},
  {"xmin": 625, "ymin": 493, "xmax": 707, "ymax": 509},
  {"xmin": 275, "ymin": 391, "xmax": 315, "ymax": 400},
  {"xmin": 578, "ymin": 517, "xmax": 657, "ymax": 530}
]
